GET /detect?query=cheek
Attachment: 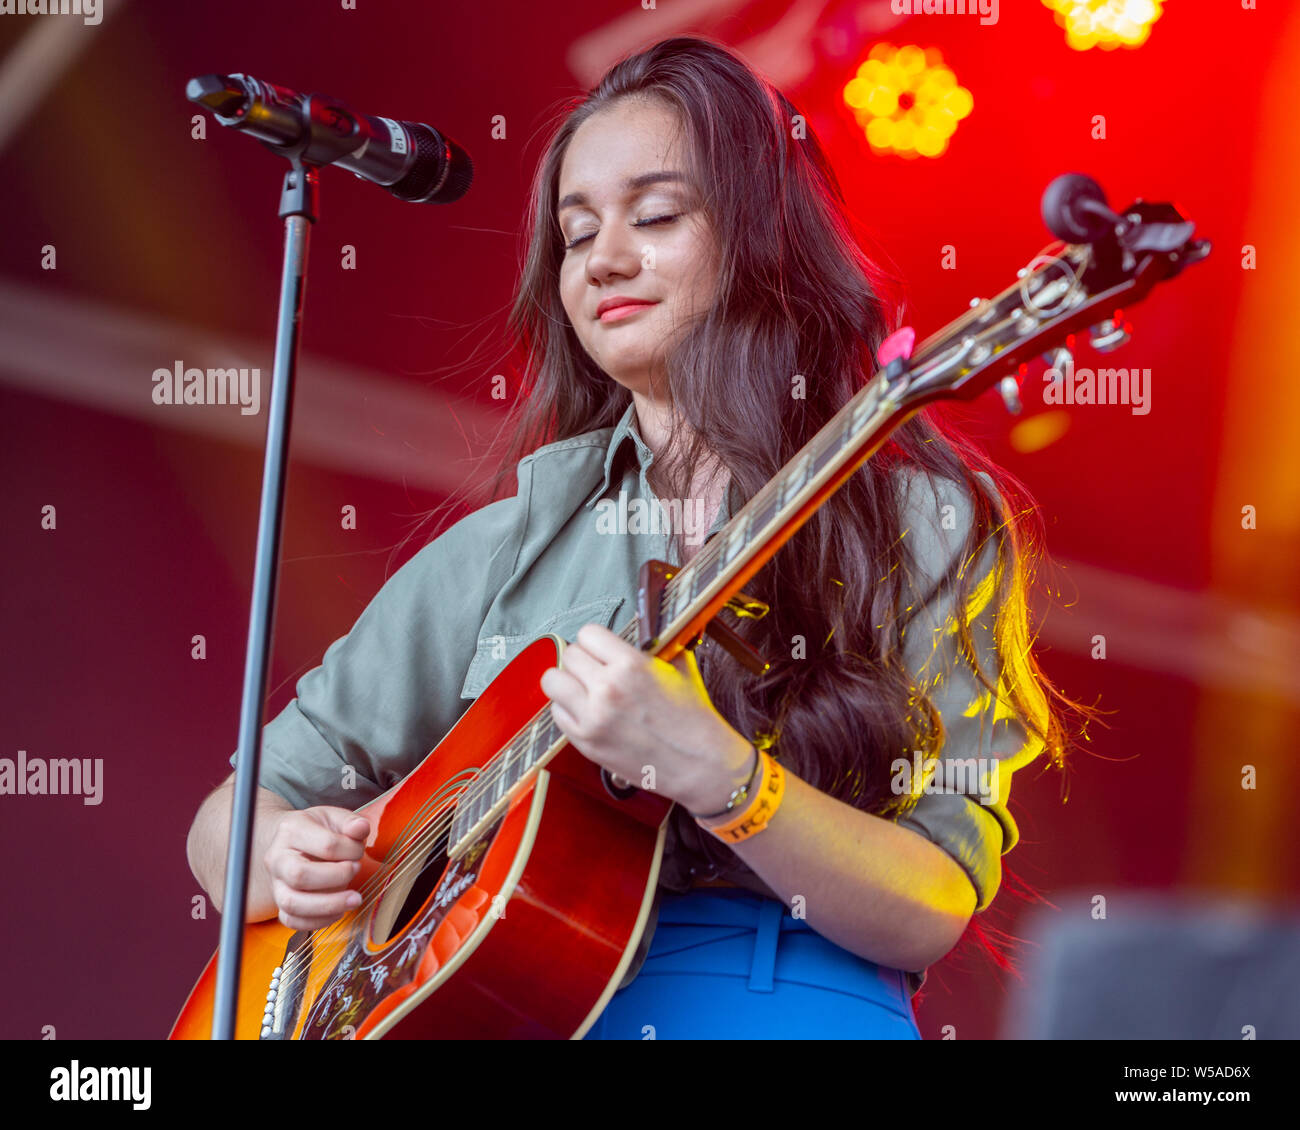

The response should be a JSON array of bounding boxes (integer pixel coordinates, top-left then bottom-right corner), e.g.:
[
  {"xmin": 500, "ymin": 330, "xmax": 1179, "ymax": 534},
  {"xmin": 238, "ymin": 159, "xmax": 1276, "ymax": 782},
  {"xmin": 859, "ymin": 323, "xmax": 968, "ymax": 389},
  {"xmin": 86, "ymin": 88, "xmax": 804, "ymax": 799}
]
[
  {"xmin": 665, "ymin": 231, "xmax": 718, "ymax": 305},
  {"xmin": 559, "ymin": 262, "xmax": 582, "ymax": 323}
]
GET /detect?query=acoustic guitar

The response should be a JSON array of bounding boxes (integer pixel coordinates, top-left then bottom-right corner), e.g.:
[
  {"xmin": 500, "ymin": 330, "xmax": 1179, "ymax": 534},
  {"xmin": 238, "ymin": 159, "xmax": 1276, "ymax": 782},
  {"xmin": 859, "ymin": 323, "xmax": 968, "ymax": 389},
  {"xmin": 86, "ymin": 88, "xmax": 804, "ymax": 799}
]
[{"xmin": 171, "ymin": 175, "xmax": 1208, "ymax": 1039}]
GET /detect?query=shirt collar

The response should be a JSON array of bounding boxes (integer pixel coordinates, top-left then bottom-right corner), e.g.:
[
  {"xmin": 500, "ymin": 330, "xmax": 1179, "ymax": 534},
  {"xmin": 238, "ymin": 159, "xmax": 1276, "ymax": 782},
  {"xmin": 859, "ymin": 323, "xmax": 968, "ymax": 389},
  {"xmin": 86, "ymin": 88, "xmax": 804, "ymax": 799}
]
[{"xmin": 584, "ymin": 400, "xmax": 653, "ymax": 509}]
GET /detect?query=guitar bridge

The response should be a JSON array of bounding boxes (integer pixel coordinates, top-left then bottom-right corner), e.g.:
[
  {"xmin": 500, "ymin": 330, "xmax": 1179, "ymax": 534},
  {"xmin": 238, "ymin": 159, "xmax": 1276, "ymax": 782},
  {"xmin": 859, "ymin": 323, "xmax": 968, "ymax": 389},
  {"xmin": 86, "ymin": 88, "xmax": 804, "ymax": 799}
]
[{"xmin": 259, "ymin": 932, "xmax": 311, "ymax": 1040}]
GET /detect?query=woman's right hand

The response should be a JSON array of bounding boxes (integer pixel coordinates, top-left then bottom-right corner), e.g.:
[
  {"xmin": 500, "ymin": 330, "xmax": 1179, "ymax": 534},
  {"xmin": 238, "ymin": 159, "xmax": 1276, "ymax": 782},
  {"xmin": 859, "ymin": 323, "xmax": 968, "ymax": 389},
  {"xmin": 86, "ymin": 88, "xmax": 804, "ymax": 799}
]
[{"xmin": 263, "ymin": 807, "xmax": 372, "ymax": 931}]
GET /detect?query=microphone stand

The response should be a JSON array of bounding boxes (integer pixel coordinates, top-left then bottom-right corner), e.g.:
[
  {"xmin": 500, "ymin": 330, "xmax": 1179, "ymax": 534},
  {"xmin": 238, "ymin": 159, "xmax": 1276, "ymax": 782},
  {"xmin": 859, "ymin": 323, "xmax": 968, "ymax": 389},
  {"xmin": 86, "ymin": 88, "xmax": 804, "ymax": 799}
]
[{"xmin": 209, "ymin": 108, "xmax": 356, "ymax": 1040}]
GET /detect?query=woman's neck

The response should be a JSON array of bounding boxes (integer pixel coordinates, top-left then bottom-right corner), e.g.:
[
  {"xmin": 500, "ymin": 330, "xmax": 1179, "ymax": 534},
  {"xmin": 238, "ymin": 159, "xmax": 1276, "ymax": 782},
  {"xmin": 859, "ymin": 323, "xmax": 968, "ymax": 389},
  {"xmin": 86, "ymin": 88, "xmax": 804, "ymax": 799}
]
[
  {"xmin": 632, "ymin": 392, "xmax": 729, "ymax": 563},
  {"xmin": 630, "ymin": 391, "xmax": 676, "ymax": 457},
  {"xmin": 631, "ymin": 391, "xmax": 723, "ymax": 487}
]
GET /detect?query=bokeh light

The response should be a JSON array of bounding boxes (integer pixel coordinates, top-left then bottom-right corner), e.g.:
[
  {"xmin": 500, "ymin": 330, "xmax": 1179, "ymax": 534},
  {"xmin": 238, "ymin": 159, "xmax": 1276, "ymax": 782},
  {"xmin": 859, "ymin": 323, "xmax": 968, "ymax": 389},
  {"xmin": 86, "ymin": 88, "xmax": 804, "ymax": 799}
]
[
  {"xmin": 843, "ymin": 43, "xmax": 973, "ymax": 160},
  {"xmin": 1041, "ymin": 0, "xmax": 1166, "ymax": 51}
]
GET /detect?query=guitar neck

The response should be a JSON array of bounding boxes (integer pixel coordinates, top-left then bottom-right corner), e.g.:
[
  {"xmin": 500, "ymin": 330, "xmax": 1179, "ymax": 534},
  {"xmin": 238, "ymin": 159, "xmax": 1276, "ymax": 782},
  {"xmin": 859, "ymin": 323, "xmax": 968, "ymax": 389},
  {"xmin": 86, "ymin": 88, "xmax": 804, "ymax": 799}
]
[{"xmin": 647, "ymin": 372, "xmax": 913, "ymax": 661}]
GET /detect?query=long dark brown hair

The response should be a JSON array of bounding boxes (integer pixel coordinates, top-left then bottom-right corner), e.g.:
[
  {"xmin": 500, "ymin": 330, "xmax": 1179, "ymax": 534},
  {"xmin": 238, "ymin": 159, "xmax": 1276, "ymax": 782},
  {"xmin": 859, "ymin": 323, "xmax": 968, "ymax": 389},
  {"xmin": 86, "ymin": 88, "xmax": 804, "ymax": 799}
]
[{"xmin": 490, "ymin": 36, "xmax": 1091, "ymax": 978}]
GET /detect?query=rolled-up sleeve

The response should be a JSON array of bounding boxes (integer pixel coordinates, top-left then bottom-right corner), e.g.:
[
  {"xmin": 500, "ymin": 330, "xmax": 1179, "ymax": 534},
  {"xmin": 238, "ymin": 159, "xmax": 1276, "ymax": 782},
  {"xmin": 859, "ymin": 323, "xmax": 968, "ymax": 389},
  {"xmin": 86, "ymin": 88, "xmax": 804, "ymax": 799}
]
[
  {"xmin": 228, "ymin": 494, "xmax": 524, "ymax": 812},
  {"xmin": 890, "ymin": 471, "xmax": 1047, "ymax": 912}
]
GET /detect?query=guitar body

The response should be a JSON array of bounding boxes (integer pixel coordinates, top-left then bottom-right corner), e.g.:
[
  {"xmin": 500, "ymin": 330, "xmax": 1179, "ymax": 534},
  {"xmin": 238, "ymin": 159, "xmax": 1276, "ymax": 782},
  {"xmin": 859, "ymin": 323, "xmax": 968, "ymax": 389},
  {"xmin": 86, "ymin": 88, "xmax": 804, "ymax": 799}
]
[{"xmin": 171, "ymin": 636, "xmax": 671, "ymax": 1040}]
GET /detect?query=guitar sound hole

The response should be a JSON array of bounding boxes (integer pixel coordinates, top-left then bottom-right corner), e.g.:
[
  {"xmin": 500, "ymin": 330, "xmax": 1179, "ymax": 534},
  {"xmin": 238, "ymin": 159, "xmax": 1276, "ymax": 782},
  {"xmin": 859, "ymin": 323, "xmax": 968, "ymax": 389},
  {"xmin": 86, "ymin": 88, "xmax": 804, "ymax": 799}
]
[{"xmin": 372, "ymin": 841, "xmax": 449, "ymax": 946}]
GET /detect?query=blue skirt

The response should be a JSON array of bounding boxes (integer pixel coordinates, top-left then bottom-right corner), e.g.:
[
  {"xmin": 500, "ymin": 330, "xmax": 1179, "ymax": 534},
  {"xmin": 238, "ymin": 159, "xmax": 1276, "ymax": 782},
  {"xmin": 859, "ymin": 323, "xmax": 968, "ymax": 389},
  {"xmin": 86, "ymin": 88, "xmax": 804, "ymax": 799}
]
[{"xmin": 583, "ymin": 887, "xmax": 922, "ymax": 1039}]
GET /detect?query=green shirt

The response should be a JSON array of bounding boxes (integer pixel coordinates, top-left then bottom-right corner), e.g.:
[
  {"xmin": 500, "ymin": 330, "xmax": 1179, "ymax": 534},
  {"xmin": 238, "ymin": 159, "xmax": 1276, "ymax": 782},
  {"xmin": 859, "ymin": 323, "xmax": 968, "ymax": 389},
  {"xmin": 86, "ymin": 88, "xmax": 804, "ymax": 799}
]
[{"xmin": 232, "ymin": 400, "xmax": 1041, "ymax": 994}]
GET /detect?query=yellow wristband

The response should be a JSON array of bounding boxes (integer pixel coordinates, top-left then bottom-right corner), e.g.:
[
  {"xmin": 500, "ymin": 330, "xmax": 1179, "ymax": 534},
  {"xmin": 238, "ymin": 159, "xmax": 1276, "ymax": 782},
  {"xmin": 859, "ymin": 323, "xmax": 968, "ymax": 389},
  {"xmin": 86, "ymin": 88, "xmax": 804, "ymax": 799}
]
[{"xmin": 695, "ymin": 749, "xmax": 785, "ymax": 843}]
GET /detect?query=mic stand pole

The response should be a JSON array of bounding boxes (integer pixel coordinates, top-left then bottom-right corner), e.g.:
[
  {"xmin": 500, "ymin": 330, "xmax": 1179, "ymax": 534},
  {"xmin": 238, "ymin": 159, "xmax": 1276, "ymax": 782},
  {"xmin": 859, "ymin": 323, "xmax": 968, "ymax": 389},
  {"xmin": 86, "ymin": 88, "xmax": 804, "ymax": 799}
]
[{"xmin": 211, "ymin": 155, "xmax": 318, "ymax": 1040}]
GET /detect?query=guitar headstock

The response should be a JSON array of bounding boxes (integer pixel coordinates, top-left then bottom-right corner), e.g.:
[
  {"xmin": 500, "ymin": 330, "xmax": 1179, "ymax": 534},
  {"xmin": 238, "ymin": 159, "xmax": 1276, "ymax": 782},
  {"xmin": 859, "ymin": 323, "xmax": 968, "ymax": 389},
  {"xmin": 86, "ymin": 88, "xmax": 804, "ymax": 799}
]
[{"xmin": 884, "ymin": 173, "xmax": 1211, "ymax": 413}]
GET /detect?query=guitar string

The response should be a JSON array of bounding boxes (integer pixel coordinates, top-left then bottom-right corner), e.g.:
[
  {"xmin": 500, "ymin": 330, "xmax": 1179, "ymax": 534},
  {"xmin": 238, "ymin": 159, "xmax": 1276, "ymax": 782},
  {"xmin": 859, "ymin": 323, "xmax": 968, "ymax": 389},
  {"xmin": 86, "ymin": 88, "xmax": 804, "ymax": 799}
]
[
  {"xmin": 270, "ymin": 783, "xmax": 469, "ymax": 993},
  {"xmin": 275, "ymin": 807, "xmax": 460, "ymax": 997}
]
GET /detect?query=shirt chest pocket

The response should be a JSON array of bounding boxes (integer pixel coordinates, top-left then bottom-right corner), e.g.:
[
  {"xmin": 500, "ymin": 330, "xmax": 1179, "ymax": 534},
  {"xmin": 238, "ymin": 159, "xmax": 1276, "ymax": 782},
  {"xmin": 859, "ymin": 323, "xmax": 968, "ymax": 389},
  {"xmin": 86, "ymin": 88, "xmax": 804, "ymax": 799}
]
[{"xmin": 459, "ymin": 595, "xmax": 627, "ymax": 701}]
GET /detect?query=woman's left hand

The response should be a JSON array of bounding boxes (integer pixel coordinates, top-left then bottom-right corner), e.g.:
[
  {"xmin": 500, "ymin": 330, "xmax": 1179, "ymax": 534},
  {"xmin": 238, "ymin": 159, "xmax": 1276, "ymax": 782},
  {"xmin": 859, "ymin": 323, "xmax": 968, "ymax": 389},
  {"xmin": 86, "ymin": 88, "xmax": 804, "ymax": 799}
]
[{"xmin": 540, "ymin": 623, "xmax": 757, "ymax": 815}]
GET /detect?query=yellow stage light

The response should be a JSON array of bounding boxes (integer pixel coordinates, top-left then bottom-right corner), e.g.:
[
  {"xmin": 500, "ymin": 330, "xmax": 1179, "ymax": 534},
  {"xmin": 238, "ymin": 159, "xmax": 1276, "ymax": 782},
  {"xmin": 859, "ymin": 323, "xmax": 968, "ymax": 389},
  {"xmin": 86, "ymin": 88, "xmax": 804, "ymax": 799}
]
[
  {"xmin": 1042, "ymin": 0, "xmax": 1166, "ymax": 51},
  {"xmin": 1009, "ymin": 410, "xmax": 1072, "ymax": 454},
  {"xmin": 843, "ymin": 44, "xmax": 973, "ymax": 160}
]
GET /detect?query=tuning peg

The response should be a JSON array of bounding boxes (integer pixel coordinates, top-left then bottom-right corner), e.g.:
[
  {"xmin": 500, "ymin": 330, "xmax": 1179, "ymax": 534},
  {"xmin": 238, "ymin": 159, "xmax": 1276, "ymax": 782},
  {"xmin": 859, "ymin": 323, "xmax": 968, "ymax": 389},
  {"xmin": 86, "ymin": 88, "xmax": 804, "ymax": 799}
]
[
  {"xmin": 999, "ymin": 376, "xmax": 1022, "ymax": 415},
  {"xmin": 1042, "ymin": 347, "xmax": 1072, "ymax": 373},
  {"xmin": 1089, "ymin": 319, "xmax": 1131, "ymax": 352}
]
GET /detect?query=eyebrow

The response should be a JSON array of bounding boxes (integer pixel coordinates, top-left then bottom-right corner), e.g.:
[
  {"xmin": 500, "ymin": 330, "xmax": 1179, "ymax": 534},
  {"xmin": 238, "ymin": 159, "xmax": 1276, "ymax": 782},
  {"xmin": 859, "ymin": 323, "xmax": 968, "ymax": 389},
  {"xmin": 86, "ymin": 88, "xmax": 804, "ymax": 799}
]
[{"xmin": 557, "ymin": 171, "xmax": 686, "ymax": 213}]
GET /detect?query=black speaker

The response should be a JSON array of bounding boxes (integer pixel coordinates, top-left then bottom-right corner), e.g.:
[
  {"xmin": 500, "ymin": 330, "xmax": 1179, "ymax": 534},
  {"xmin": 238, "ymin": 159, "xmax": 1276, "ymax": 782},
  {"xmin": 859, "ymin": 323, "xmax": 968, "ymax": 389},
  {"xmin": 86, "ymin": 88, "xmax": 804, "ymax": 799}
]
[{"xmin": 1002, "ymin": 894, "xmax": 1300, "ymax": 1039}]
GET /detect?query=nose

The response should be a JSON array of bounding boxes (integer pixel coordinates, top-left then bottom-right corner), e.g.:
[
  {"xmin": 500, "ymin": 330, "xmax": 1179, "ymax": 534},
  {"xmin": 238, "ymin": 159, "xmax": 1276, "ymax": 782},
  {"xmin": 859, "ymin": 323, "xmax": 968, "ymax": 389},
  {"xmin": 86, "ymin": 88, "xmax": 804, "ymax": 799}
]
[{"xmin": 583, "ymin": 217, "xmax": 644, "ymax": 287}]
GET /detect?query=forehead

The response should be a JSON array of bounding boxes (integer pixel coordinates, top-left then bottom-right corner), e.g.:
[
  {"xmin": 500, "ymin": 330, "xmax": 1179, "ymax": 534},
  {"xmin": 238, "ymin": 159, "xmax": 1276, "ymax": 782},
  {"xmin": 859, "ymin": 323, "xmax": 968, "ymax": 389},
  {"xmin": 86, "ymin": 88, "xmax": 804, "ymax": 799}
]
[{"xmin": 557, "ymin": 97, "xmax": 687, "ymax": 201}]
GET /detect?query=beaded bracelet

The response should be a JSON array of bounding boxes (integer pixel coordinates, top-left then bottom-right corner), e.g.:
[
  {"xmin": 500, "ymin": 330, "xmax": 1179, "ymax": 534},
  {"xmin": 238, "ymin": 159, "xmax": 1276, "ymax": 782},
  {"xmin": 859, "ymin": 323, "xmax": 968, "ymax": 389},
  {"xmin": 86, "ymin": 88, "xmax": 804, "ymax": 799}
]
[
  {"xmin": 694, "ymin": 748, "xmax": 786, "ymax": 844},
  {"xmin": 691, "ymin": 744, "xmax": 762, "ymax": 821}
]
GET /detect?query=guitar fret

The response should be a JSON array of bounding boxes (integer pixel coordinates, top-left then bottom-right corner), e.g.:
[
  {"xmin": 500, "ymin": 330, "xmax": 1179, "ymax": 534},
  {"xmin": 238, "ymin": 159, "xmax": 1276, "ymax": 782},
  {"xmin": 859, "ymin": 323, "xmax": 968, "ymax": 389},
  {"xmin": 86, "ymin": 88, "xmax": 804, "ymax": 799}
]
[
  {"xmin": 510, "ymin": 733, "xmax": 531, "ymax": 788},
  {"xmin": 837, "ymin": 411, "xmax": 856, "ymax": 455},
  {"xmin": 723, "ymin": 515, "xmax": 749, "ymax": 565},
  {"xmin": 751, "ymin": 495, "xmax": 778, "ymax": 537},
  {"xmin": 693, "ymin": 555, "xmax": 718, "ymax": 598},
  {"xmin": 532, "ymin": 716, "xmax": 551, "ymax": 760},
  {"xmin": 782, "ymin": 453, "xmax": 812, "ymax": 504},
  {"xmin": 664, "ymin": 584, "xmax": 685, "ymax": 627}
]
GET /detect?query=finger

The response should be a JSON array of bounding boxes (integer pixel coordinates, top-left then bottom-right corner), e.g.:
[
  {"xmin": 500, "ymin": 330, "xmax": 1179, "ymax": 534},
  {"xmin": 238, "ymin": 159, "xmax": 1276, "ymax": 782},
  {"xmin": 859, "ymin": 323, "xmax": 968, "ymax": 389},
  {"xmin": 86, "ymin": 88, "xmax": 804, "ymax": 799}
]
[
  {"xmin": 670, "ymin": 647, "xmax": 709, "ymax": 694},
  {"xmin": 269, "ymin": 853, "xmax": 360, "ymax": 893},
  {"xmin": 669, "ymin": 648, "xmax": 698, "ymax": 676},
  {"xmin": 548, "ymin": 698, "xmax": 583, "ymax": 739},
  {"xmin": 283, "ymin": 812, "xmax": 368, "ymax": 862},
  {"xmin": 317, "ymin": 807, "xmax": 371, "ymax": 842},
  {"xmin": 574, "ymin": 622, "xmax": 636, "ymax": 663},
  {"xmin": 557, "ymin": 642, "xmax": 602, "ymax": 689},
  {"xmin": 541, "ymin": 665, "xmax": 587, "ymax": 713},
  {"xmin": 275, "ymin": 885, "xmax": 363, "ymax": 930}
]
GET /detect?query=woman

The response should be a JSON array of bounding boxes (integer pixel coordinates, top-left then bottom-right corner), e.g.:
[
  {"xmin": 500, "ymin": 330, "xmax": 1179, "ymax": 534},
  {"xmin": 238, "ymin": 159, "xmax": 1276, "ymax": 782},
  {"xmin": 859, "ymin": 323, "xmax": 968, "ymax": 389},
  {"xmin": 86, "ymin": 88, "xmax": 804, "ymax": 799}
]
[
  {"xmin": 189, "ymin": 36, "xmax": 1078, "ymax": 1040},
  {"xmin": 503, "ymin": 36, "xmax": 1076, "ymax": 1039}
]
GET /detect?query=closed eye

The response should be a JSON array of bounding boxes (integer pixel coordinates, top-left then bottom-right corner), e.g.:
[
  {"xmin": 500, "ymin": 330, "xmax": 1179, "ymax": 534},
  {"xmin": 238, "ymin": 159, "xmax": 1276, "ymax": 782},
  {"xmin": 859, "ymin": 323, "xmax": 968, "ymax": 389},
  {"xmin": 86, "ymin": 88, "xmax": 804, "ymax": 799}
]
[{"xmin": 563, "ymin": 213, "xmax": 682, "ymax": 252}]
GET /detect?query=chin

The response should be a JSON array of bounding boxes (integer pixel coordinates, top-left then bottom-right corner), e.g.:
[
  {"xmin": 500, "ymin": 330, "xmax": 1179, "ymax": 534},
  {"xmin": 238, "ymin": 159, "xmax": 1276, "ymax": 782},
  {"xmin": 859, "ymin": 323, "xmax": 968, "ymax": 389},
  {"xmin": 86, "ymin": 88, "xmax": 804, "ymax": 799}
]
[{"xmin": 598, "ymin": 367, "xmax": 653, "ymax": 398}]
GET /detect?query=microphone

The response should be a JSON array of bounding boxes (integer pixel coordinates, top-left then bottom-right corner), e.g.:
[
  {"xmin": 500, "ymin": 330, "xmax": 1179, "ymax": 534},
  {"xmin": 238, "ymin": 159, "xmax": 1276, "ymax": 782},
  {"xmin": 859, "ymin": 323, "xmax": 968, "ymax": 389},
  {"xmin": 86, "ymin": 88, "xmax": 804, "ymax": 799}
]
[
  {"xmin": 1040, "ymin": 173, "xmax": 1123, "ymax": 244},
  {"xmin": 186, "ymin": 73, "xmax": 473, "ymax": 204}
]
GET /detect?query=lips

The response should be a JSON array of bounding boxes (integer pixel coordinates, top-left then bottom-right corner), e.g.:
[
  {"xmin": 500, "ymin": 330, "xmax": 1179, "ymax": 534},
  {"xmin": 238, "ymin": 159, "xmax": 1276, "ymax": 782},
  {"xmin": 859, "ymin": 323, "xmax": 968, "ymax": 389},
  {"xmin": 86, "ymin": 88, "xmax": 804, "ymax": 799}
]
[{"xmin": 595, "ymin": 297, "xmax": 658, "ymax": 322}]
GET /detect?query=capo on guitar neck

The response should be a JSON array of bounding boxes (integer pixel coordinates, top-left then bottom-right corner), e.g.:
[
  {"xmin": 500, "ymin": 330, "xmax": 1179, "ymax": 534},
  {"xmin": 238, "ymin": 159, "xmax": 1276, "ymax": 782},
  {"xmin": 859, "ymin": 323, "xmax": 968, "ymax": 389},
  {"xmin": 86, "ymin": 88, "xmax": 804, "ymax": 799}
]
[{"xmin": 635, "ymin": 559, "xmax": 770, "ymax": 675}]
